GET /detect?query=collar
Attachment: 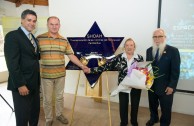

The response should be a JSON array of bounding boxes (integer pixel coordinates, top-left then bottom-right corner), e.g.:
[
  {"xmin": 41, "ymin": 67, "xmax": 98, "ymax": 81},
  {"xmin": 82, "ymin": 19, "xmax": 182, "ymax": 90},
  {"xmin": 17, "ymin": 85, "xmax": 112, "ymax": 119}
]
[
  {"xmin": 121, "ymin": 52, "xmax": 139, "ymax": 60},
  {"xmin": 20, "ymin": 26, "xmax": 30, "ymax": 37},
  {"xmin": 47, "ymin": 32, "xmax": 63, "ymax": 39}
]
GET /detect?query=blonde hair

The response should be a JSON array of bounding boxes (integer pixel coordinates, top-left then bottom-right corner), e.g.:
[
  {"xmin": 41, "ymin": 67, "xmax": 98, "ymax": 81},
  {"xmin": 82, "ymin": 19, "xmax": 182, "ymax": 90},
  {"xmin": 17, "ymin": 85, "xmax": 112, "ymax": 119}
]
[{"xmin": 124, "ymin": 38, "xmax": 136, "ymax": 48}]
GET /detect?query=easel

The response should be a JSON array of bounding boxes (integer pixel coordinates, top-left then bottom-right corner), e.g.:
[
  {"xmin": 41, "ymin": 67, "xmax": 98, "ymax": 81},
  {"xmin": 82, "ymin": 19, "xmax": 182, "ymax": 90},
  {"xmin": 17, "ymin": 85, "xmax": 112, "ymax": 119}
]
[
  {"xmin": 70, "ymin": 71, "xmax": 112, "ymax": 126},
  {"xmin": 0, "ymin": 94, "xmax": 14, "ymax": 112},
  {"xmin": 85, "ymin": 75, "xmax": 102, "ymax": 103}
]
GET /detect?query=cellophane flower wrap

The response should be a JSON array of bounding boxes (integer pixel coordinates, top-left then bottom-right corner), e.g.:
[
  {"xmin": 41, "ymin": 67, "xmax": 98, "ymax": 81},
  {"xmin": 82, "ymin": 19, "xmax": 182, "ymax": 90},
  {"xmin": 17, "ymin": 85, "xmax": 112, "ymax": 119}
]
[{"xmin": 110, "ymin": 61, "xmax": 155, "ymax": 96}]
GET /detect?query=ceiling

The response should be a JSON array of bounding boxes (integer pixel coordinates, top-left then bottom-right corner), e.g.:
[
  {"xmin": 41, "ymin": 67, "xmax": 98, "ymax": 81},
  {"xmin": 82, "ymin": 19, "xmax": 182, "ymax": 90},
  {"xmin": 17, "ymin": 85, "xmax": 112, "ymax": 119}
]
[{"xmin": 5, "ymin": 0, "xmax": 48, "ymax": 7}]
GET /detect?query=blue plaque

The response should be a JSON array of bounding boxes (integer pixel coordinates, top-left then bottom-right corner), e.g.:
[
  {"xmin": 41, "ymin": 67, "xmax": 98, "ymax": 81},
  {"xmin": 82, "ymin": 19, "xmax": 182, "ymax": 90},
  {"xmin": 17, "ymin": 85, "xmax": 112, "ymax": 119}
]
[{"xmin": 66, "ymin": 22, "xmax": 124, "ymax": 87}]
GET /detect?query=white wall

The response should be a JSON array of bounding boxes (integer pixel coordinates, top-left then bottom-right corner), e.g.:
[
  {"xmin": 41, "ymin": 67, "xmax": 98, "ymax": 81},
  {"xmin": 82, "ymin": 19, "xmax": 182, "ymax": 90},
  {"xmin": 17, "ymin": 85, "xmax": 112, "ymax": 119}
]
[
  {"xmin": 48, "ymin": 0, "xmax": 158, "ymax": 58},
  {"xmin": 49, "ymin": 0, "xmax": 194, "ymax": 116}
]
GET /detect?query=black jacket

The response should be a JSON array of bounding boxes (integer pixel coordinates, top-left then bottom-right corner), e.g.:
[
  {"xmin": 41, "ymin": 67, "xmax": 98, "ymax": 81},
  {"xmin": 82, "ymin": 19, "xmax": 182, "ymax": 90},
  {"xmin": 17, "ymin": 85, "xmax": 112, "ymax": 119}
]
[
  {"xmin": 4, "ymin": 27, "xmax": 40, "ymax": 92},
  {"xmin": 146, "ymin": 45, "xmax": 181, "ymax": 95}
]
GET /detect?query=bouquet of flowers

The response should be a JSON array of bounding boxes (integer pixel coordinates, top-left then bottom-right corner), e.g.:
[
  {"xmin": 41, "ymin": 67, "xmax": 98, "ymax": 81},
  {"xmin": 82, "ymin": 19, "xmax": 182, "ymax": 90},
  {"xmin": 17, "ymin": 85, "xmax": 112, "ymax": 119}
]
[{"xmin": 110, "ymin": 61, "xmax": 159, "ymax": 96}]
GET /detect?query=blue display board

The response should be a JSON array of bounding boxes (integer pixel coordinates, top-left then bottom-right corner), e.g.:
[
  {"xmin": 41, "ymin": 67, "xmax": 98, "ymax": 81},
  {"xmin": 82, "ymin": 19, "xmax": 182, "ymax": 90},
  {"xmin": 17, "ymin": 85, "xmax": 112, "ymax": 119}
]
[{"xmin": 66, "ymin": 22, "xmax": 124, "ymax": 87}]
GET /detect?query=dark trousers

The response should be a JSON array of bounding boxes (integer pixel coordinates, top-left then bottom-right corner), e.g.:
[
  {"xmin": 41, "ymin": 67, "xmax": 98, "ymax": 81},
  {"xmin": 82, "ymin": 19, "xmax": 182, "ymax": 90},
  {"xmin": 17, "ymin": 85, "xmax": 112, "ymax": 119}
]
[
  {"xmin": 148, "ymin": 91, "xmax": 174, "ymax": 126},
  {"xmin": 119, "ymin": 88, "xmax": 141, "ymax": 126},
  {"xmin": 12, "ymin": 89, "xmax": 40, "ymax": 126}
]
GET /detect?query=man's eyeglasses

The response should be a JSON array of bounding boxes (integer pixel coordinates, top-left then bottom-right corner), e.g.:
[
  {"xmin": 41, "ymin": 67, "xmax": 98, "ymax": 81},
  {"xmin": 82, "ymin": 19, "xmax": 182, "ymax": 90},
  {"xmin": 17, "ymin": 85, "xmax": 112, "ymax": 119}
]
[{"xmin": 152, "ymin": 36, "xmax": 165, "ymax": 39}]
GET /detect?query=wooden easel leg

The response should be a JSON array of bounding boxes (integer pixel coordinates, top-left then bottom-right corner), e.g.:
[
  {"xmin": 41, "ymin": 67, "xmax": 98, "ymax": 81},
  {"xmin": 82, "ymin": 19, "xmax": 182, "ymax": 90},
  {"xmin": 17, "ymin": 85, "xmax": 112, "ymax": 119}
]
[
  {"xmin": 70, "ymin": 71, "xmax": 111, "ymax": 125},
  {"xmin": 70, "ymin": 71, "xmax": 81, "ymax": 126},
  {"xmin": 94, "ymin": 77, "xmax": 102, "ymax": 102},
  {"xmin": 85, "ymin": 76, "xmax": 102, "ymax": 103},
  {"xmin": 106, "ymin": 72, "xmax": 112, "ymax": 126}
]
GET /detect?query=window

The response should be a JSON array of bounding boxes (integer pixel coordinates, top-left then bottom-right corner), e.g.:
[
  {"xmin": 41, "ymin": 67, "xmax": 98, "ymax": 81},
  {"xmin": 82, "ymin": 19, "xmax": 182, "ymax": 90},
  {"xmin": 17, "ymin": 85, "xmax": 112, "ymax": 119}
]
[{"xmin": 0, "ymin": 25, "xmax": 4, "ymax": 56}]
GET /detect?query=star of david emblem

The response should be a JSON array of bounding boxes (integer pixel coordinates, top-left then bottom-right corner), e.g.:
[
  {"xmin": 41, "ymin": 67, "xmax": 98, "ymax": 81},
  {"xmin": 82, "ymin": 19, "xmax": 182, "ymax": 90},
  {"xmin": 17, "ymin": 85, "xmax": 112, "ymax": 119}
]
[{"xmin": 66, "ymin": 22, "xmax": 124, "ymax": 87}]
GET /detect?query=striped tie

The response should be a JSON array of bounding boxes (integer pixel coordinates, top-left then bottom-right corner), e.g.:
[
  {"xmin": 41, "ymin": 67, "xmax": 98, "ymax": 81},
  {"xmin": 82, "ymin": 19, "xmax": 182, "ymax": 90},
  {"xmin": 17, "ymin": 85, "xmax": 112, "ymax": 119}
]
[{"xmin": 29, "ymin": 33, "xmax": 37, "ymax": 52}]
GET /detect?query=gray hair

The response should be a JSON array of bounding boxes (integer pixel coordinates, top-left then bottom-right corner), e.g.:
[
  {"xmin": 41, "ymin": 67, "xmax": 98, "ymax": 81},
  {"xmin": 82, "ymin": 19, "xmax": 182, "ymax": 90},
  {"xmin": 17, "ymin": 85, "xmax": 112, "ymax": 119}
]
[{"xmin": 153, "ymin": 28, "xmax": 166, "ymax": 36}]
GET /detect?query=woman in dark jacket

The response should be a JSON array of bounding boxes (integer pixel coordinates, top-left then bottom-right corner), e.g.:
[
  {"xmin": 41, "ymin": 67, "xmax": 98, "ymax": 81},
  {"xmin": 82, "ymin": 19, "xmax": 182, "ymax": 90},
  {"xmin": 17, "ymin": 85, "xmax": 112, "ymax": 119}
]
[{"xmin": 89, "ymin": 38, "xmax": 144, "ymax": 126}]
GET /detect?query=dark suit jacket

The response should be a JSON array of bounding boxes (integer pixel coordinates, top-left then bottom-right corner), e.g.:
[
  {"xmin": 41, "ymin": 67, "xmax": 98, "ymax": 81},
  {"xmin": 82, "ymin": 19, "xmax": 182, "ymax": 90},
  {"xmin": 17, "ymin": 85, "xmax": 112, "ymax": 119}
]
[
  {"xmin": 4, "ymin": 27, "xmax": 40, "ymax": 92},
  {"xmin": 146, "ymin": 45, "xmax": 180, "ymax": 95}
]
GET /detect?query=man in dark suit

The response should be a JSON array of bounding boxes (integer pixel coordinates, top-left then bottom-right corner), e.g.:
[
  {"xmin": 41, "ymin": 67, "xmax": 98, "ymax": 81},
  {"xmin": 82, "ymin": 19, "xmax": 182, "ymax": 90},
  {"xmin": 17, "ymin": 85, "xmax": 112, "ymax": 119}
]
[
  {"xmin": 4, "ymin": 9, "xmax": 40, "ymax": 126},
  {"xmin": 146, "ymin": 28, "xmax": 180, "ymax": 126}
]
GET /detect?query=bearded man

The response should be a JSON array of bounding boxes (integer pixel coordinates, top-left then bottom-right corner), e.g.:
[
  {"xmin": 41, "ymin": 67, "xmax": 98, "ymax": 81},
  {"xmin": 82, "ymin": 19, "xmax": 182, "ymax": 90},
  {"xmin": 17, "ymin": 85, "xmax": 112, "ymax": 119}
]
[{"xmin": 146, "ymin": 28, "xmax": 181, "ymax": 126}]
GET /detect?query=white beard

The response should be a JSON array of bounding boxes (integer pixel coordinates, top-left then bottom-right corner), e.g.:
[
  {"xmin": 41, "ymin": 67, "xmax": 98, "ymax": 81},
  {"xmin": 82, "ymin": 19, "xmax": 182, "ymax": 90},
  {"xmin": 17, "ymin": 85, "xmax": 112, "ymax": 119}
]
[{"xmin": 152, "ymin": 42, "xmax": 166, "ymax": 59}]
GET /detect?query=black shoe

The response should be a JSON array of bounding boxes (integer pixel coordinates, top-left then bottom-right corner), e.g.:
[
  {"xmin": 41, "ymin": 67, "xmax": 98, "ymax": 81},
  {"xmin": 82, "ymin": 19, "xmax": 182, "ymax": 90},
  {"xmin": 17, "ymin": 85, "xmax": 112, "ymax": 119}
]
[
  {"xmin": 120, "ymin": 124, "xmax": 127, "ymax": 126},
  {"xmin": 146, "ymin": 120, "xmax": 159, "ymax": 126},
  {"xmin": 120, "ymin": 122, "xmax": 128, "ymax": 126}
]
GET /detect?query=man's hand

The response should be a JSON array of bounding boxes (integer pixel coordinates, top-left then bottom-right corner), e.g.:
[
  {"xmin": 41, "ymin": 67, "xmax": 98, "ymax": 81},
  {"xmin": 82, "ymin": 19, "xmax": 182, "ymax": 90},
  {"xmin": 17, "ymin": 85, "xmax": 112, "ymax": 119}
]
[
  {"xmin": 81, "ymin": 65, "xmax": 90, "ymax": 74},
  {"xmin": 165, "ymin": 87, "xmax": 173, "ymax": 95},
  {"xmin": 18, "ymin": 85, "xmax": 29, "ymax": 96}
]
